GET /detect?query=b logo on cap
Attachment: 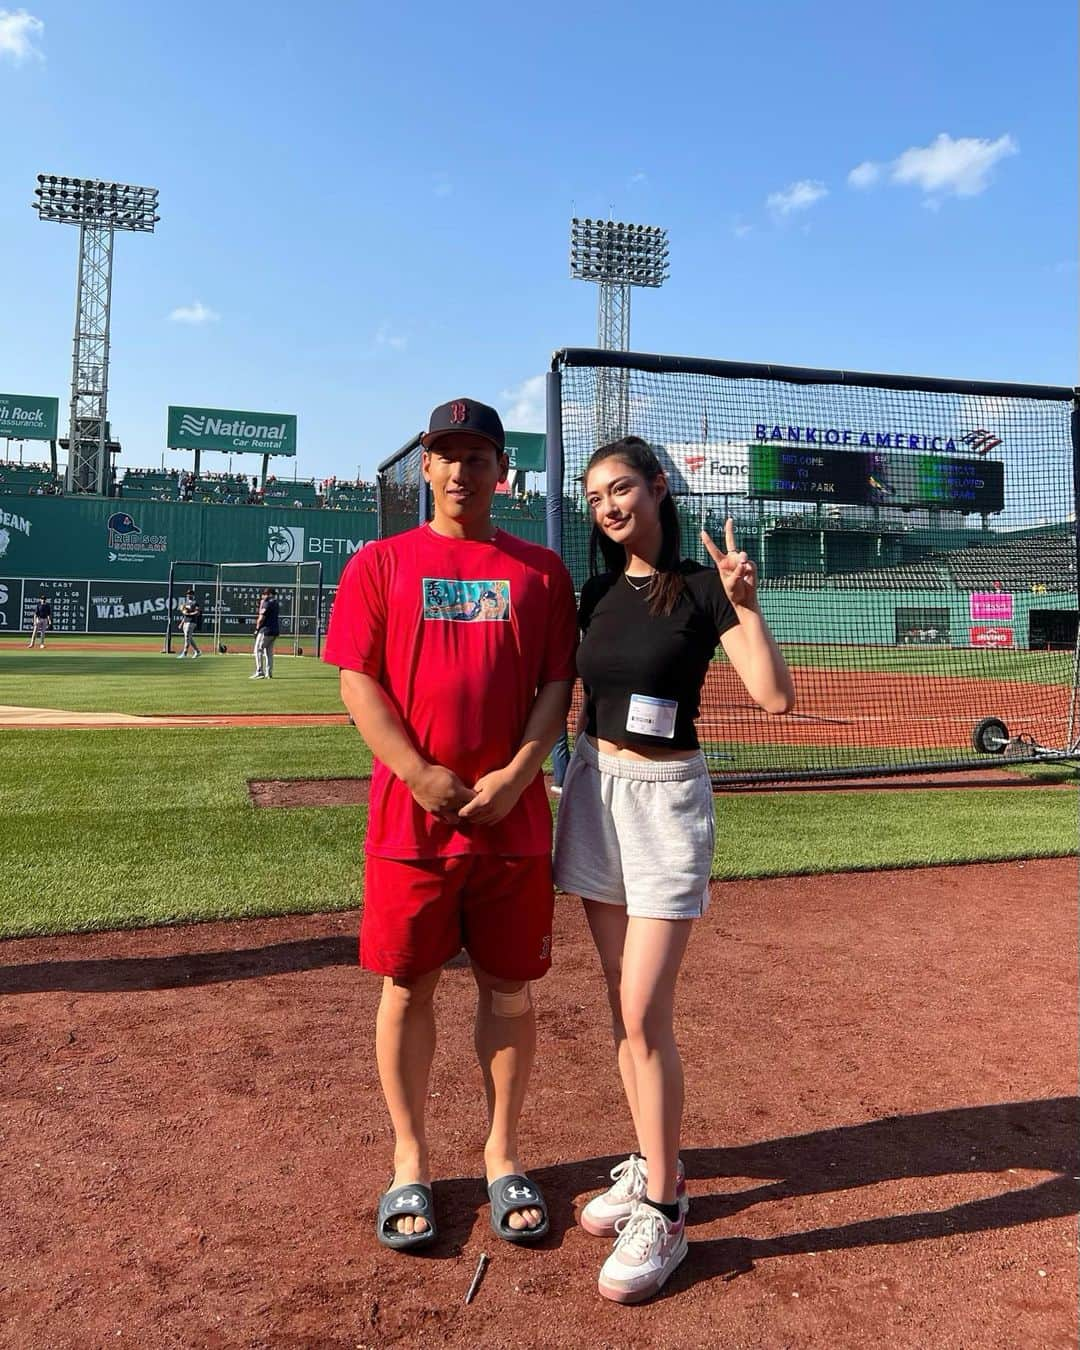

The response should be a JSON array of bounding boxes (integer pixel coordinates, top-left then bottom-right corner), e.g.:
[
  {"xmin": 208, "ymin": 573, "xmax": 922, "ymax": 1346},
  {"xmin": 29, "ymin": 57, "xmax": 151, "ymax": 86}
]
[{"xmin": 450, "ymin": 401, "xmax": 468, "ymax": 424}]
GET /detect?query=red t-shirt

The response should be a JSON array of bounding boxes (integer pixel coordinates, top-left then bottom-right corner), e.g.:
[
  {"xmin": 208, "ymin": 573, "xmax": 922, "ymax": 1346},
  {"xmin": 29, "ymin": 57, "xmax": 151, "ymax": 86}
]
[{"xmin": 323, "ymin": 525, "xmax": 577, "ymax": 859}]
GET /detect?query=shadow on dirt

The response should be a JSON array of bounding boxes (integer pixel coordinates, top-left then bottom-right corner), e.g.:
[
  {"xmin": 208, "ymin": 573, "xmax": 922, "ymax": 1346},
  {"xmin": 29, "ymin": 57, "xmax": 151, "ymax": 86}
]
[
  {"xmin": 529, "ymin": 1096, "xmax": 1079, "ymax": 1288},
  {"xmin": 0, "ymin": 935, "xmax": 358, "ymax": 993}
]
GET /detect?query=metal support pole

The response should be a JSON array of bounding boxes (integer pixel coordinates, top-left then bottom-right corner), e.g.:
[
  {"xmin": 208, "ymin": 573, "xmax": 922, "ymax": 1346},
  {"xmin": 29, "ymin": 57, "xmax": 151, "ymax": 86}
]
[{"xmin": 545, "ymin": 370, "xmax": 564, "ymax": 558}]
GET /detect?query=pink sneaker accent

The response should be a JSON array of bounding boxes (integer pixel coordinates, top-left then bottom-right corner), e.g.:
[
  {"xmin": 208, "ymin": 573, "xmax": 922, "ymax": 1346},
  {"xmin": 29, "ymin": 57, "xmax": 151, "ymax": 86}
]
[{"xmin": 598, "ymin": 1202, "xmax": 688, "ymax": 1304}]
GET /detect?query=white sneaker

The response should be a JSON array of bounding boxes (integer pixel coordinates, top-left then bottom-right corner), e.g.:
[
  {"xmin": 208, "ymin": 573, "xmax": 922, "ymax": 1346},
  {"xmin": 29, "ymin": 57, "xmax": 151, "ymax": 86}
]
[
  {"xmin": 580, "ymin": 1154, "xmax": 687, "ymax": 1237},
  {"xmin": 598, "ymin": 1202, "xmax": 688, "ymax": 1304},
  {"xmin": 250, "ymin": 673, "xmax": 264, "ymax": 679}
]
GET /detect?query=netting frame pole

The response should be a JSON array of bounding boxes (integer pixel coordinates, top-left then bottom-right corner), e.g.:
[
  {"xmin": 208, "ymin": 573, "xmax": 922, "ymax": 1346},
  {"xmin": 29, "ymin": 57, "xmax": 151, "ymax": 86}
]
[
  {"xmin": 545, "ymin": 369, "xmax": 564, "ymax": 557},
  {"xmin": 214, "ymin": 560, "xmax": 324, "ymax": 656},
  {"xmin": 1067, "ymin": 396, "xmax": 1080, "ymax": 750}
]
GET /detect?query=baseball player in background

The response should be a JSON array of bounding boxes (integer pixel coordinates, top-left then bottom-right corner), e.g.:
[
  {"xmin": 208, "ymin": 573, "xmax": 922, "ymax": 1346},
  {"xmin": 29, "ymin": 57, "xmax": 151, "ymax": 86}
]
[
  {"xmin": 27, "ymin": 594, "xmax": 51, "ymax": 649},
  {"xmin": 251, "ymin": 587, "xmax": 280, "ymax": 679},
  {"xmin": 177, "ymin": 588, "xmax": 202, "ymax": 658}
]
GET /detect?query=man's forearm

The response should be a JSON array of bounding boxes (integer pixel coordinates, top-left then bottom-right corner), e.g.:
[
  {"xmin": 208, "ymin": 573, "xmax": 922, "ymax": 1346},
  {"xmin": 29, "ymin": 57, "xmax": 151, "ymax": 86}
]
[
  {"xmin": 501, "ymin": 680, "xmax": 572, "ymax": 788},
  {"xmin": 339, "ymin": 669, "xmax": 429, "ymax": 787}
]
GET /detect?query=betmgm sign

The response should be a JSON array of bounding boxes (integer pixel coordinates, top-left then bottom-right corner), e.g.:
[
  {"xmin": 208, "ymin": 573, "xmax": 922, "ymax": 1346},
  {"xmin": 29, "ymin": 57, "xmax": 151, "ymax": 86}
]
[{"xmin": 167, "ymin": 405, "xmax": 297, "ymax": 456}]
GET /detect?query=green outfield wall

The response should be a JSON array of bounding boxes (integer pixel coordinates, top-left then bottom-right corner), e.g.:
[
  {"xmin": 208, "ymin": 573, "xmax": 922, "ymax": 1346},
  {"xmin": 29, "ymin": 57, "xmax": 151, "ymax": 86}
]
[
  {"xmin": 0, "ymin": 496, "xmax": 548, "ymax": 633},
  {"xmin": 758, "ymin": 588, "xmax": 1076, "ymax": 651}
]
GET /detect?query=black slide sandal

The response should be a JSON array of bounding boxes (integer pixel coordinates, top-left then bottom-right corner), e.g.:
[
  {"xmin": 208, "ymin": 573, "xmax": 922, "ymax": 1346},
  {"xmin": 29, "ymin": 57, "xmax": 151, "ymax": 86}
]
[
  {"xmin": 487, "ymin": 1174, "xmax": 550, "ymax": 1244},
  {"xmin": 377, "ymin": 1182, "xmax": 437, "ymax": 1251}
]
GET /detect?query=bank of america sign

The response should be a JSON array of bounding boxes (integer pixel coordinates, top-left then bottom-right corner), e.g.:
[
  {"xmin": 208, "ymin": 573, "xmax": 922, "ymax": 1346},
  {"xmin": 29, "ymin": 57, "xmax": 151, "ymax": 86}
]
[{"xmin": 167, "ymin": 405, "xmax": 297, "ymax": 456}]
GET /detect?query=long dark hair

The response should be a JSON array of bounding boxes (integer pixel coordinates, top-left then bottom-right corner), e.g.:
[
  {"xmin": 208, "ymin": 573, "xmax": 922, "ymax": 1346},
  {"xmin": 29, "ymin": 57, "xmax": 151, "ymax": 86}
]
[{"xmin": 584, "ymin": 436, "xmax": 685, "ymax": 617}]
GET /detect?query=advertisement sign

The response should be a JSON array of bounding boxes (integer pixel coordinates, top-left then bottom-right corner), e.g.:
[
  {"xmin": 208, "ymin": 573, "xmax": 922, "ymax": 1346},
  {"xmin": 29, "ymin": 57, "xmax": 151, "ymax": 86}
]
[
  {"xmin": 167, "ymin": 405, "xmax": 297, "ymax": 457},
  {"xmin": 106, "ymin": 511, "xmax": 169, "ymax": 566},
  {"xmin": 88, "ymin": 581, "xmax": 181, "ymax": 632},
  {"xmin": 970, "ymin": 626, "xmax": 1014, "ymax": 649},
  {"xmin": 504, "ymin": 431, "xmax": 545, "ymax": 472},
  {"xmin": 0, "ymin": 393, "xmax": 59, "ymax": 441},
  {"xmin": 970, "ymin": 592, "xmax": 1013, "ymax": 621},
  {"xmin": 0, "ymin": 578, "xmax": 18, "ymax": 630}
]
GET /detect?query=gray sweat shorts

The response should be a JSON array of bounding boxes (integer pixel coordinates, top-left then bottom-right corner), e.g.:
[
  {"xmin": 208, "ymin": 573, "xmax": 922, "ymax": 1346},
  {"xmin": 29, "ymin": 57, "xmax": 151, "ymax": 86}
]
[{"xmin": 552, "ymin": 736, "xmax": 714, "ymax": 920}]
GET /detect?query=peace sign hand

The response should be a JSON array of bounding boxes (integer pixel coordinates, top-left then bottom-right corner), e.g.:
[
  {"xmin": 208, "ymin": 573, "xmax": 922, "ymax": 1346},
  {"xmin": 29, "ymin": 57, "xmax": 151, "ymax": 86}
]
[{"xmin": 701, "ymin": 518, "xmax": 758, "ymax": 609}]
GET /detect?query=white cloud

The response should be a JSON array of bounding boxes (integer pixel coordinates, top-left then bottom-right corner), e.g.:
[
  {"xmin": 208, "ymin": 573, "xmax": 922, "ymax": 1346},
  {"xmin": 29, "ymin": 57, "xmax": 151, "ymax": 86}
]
[
  {"xmin": 629, "ymin": 170, "xmax": 648, "ymax": 186},
  {"xmin": 375, "ymin": 321, "xmax": 407, "ymax": 351},
  {"xmin": 732, "ymin": 220, "xmax": 752, "ymax": 238},
  {"xmin": 766, "ymin": 179, "xmax": 828, "ymax": 215},
  {"xmin": 848, "ymin": 160, "xmax": 881, "ymax": 189},
  {"xmin": 0, "ymin": 8, "xmax": 44, "ymax": 62},
  {"xmin": 168, "ymin": 301, "xmax": 219, "ymax": 324},
  {"xmin": 890, "ymin": 132, "xmax": 1017, "ymax": 198},
  {"xmin": 433, "ymin": 172, "xmax": 452, "ymax": 198},
  {"xmin": 500, "ymin": 374, "xmax": 546, "ymax": 433}
]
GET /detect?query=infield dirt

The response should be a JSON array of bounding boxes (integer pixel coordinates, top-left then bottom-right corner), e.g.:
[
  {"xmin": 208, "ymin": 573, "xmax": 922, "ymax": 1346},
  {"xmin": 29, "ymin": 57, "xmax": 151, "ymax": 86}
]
[{"xmin": 1, "ymin": 859, "xmax": 1076, "ymax": 1348}]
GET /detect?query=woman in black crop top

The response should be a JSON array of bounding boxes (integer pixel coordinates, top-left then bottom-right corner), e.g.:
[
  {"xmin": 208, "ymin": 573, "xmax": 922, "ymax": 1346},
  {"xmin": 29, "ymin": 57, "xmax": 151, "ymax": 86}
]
[{"xmin": 553, "ymin": 437, "xmax": 794, "ymax": 1303}]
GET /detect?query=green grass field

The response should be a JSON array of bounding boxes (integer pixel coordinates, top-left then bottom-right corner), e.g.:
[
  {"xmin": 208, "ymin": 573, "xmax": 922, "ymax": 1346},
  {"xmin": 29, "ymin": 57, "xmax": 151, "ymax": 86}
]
[
  {"xmin": 0, "ymin": 645, "xmax": 1075, "ymax": 941},
  {"xmin": 781, "ymin": 644, "xmax": 1074, "ymax": 685},
  {"xmin": 0, "ymin": 646, "xmax": 342, "ymax": 714}
]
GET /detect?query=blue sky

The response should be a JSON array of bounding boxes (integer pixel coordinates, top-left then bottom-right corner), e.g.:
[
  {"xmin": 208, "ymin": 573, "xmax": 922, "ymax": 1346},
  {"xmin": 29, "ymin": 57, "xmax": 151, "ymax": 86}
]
[{"xmin": 1, "ymin": 0, "xmax": 1075, "ymax": 482}]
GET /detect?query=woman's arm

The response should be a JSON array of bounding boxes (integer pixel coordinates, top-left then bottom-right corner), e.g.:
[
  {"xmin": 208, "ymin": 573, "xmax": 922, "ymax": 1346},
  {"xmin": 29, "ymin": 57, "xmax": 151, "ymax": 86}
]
[{"xmin": 719, "ymin": 609, "xmax": 795, "ymax": 715}]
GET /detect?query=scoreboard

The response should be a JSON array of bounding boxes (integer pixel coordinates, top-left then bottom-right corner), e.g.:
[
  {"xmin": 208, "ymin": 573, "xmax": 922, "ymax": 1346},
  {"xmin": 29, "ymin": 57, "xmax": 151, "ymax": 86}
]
[
  {"xmin": 21, "ymin": 578, "xmax": 88, "ymax": 632},
  {"xmin": 748, "ymin": 445, "xmax": 1004, "ymax": 513}
]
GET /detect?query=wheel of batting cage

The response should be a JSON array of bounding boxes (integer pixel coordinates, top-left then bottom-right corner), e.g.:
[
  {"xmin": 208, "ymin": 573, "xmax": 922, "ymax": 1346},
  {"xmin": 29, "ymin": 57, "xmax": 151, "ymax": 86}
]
[
  {"xmin": 972, "ymin": 716, "xmax": 1009, "ymax": 755},
  {"xmin": 218, "ymin": 644, "xmax": 227, "ymax": 654}
]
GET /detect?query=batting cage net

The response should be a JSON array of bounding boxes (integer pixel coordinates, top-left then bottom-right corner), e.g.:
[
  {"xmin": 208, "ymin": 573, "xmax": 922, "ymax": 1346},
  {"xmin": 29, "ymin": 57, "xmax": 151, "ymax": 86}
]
[
  {"xmin": 549, "ymin": 348, "xmax": 1080, "ymax": 783},
  {"xmin": 164, "ymin": 560, "xmax": 324, "ymax": 657},
  {"xmin": 376, "ymin": 433, "xmax": 427, "ymax": 538}
]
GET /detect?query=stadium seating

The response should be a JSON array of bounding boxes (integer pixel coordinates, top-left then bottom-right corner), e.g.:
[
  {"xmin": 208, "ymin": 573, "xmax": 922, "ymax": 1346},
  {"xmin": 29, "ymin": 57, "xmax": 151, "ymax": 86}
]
[
  {"xmin": 261, "ymin": 478, "xmax": 319, "ymax": 507},
  {"xmin": 759, "ymin": 532, "xmax": 1075, "ymax": 593},
  {"xmin": 944, "ymin": 535, "xmax": 1075, "ymax": 591},
  {"xmin": 0, "ymin": 461, "xmax": 59, "ymax": 496}
]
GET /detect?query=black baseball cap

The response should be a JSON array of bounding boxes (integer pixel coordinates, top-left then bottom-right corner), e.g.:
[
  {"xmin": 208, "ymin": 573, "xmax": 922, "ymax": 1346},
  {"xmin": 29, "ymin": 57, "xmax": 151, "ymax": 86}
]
[{"xmin": 424, "ymin": 398, "xmax": 505, "ymax": 453}]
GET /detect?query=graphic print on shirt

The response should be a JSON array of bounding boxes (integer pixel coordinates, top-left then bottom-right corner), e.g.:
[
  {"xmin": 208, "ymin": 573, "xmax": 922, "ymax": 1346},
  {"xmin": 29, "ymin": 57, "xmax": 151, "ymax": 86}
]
[{"xmin": 422, "ymin": 578, "xmax": 511, "ymax": 622}]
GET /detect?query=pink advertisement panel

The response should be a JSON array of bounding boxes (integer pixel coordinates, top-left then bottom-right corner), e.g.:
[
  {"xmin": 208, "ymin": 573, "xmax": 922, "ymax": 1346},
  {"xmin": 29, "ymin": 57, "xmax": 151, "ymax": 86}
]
[{"xmin": 970, "ymin": 592, "xmax": 1014, "ymax": 621}]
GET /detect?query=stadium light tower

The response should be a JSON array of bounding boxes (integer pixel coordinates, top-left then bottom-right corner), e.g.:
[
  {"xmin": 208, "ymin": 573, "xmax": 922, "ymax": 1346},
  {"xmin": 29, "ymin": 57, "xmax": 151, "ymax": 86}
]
[
  {"xmin": 569, "ymin": 218, "xmax": 669, "ymax": 441},
  {"xmin": 33, "ymin": 174, "xmax": 159, "ymax": 494}
]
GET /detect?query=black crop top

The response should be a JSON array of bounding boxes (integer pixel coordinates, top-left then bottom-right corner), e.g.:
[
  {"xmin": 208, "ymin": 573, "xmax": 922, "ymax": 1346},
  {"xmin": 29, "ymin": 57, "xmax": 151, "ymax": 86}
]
[{"xmin": 576, "ymin": 562, "xmax": 739, "ymax": 750}]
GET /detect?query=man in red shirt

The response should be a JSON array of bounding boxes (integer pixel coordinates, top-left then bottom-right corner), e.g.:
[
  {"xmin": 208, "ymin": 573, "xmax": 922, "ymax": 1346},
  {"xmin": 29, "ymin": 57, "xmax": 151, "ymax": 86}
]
[{"xmin": 324, "ymin": 397, "xmax": 576, "ymax": 1252}]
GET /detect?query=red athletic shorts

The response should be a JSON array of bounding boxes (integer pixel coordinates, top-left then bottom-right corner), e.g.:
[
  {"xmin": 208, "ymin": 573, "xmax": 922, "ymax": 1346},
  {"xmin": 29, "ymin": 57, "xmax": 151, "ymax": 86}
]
[{"xmin": 360, "ymin": 853, "xmax": 555, "ymax": 981}]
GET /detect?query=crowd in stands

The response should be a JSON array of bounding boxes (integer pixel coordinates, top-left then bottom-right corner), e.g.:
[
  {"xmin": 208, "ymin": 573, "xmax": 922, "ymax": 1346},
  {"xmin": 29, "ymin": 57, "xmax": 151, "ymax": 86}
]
[
  {"xmin": 112, "ymin": 466, "xmax": 374, "ymax": 508},
  {"xmin": 0, "ymin": 461, "xmax": 61, "ymax": 497}
]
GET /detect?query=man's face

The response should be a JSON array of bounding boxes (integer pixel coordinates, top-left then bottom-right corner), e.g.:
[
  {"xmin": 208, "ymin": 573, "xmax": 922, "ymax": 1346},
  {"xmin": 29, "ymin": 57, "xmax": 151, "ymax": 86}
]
[{"xmin": 422, "ymin": 434, "xmax": 508, "ymax": 524}]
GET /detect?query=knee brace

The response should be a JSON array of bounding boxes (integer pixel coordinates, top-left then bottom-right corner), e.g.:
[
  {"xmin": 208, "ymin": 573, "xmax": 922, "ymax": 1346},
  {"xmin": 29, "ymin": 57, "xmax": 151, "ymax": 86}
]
[{"xmin": 491, "ymin": 983, "xmax": 532, "ymax": 1018}]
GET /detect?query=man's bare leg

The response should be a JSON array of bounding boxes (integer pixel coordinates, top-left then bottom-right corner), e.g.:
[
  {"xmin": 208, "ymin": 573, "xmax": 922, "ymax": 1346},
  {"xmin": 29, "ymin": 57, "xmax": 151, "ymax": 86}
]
[
  {"xmin": 472, "ymin": 963, "xmax": 544, "ymax": 1232},
  {"xmin": 375, "ymin": 968, "xmax": 441, "ymax": 1235}
]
